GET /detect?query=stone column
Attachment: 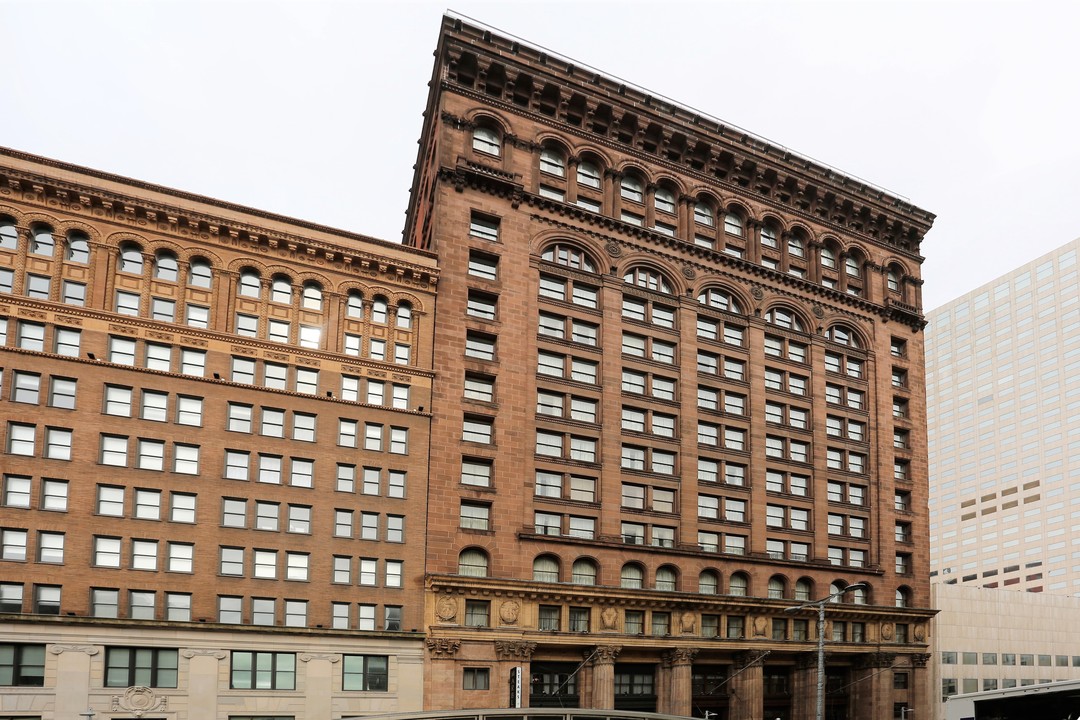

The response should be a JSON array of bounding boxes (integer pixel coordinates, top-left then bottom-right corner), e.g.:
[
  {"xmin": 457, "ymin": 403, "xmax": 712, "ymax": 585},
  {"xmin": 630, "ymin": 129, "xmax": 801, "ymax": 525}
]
[
  {"xmin": 910, "ymin": 653, "xmax": 931, "ymax": 720},
  {"xmin": 181, "ymin": 648, "xmax": 227, "ymax": 720},
  {"xmin": 589, "ymin": 645, "xmax": 621, "ymax": 709},
  {"xmin": 729, "ymin": 650, "xmax": 766, "ymax": 720},
  {"xmin": 664, "ymin": 648, "xmax": 698, "ymax": 716},
  {"xmin": 49, "ymin": 644, "xmax": 97, "ymax": 719},
  {"xmin": 851, "ymin": 652, "xmax": 896, "ymax": 720},
  {"xmin": 426, "ymin": 638, "xmax": 462, "ymax": 711},
  {"xmin": 791, "ymin": 653, "xmax": 817, "ymax": 720},
  {"xmin": 299, "ymin": 652, "xmax": 340, "ymax": 720}
]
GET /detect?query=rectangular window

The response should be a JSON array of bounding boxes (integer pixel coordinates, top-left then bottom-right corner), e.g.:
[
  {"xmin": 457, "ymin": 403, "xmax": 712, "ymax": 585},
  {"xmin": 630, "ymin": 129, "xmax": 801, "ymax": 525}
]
[
  {"xmin": 343, "ymin": 654, "xmax": 389, "ymax": 691},
  {"xmin": 0, "ymin": 643, "xmax": 46, "ymax": 686},
  {"xmin": 230, "ymin": 651, "xmax": 296, "ymax": 690}
]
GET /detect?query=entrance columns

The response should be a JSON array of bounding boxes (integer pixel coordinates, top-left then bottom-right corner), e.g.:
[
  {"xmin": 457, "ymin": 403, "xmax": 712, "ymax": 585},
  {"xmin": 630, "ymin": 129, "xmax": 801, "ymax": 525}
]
[
  {"xmin": 589, "ymin": 645, "xmax": 621, "ymax": 709},
  {"xmin": 663, "ymin": 648, "xmax": 698, "ymax": 716}
]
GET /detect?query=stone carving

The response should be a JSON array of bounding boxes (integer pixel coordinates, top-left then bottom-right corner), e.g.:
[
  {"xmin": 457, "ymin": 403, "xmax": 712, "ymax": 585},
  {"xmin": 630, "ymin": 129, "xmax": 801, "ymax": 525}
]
[
  {"xmin": 913, "ymin": 624, "xmax": 926, "ymax": 642},
  {"xmin": 880, "ymin": 622, "xmax": 894, "ymax": 640},
  {"xmin": 180, "ymin": 649, "xmax": 226, "ymax": 659},
  {"xmin": 426, "ymin": 638, "xmax": 461, "ymax": 657},
  {"xmin": 605, "ymin": 241, "xmax": 622, "ymax": 257},
  {"xmin": 666, "ymin": 648, "xmax": 698, "ymax": 665},
  {"xmin": 681, "ymin": 265, "xmax": 696, "ymax": 280},
  {"xmin": 49, "ymin": 644, "xmax": 99, "ymax": 655},
  {"xmin": 812, "ymin": 303, "xmax": 825, "ymax": 318},
  {"xmin": 436, "ymin": 595, "xmax": 458, "ymax": 621},
  {"xmin": 600, "ymin": 607, "xmax": 619, "ymax": 630},
  {"xmin": 499, "ymin": 600, "xmax": 521, "ymax": 625},
  {"xmin": 752, "ymin": 616, "xmax": 768, "ymax": 637},
  {"xmin": 495, "ymin": 641, "xmax": 537, "ymax": 659},
  {"xmin": 590, "ymin": 645, "xmax": 621, "ymax": 664},
  {"xmin": 912, "ymin": 653, "xmax": 931, "ymax": 668},
  {"xmin": 856, "ymin": 652, "xmax": 896, "ymax": 670},
  {"xmin": 111, "ymin": 687, "xmax": 167, "ymax": 717},
  {"xmin": 679, "ymin": 611, "xmax": 696, "ymax": 634},
  {"xmin": 299, "ymin": 653, "xmax": 341, "ymax": 663},
  {"xmin": 750, "ymin": 286, "xmax": 764, "ymax": 300}
]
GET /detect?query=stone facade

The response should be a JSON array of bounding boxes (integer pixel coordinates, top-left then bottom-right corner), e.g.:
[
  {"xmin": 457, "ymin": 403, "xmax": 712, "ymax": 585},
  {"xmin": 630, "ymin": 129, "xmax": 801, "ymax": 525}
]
[{"xmin": 404, "ymin": 14, "xmax": 935, "ymax": 720}]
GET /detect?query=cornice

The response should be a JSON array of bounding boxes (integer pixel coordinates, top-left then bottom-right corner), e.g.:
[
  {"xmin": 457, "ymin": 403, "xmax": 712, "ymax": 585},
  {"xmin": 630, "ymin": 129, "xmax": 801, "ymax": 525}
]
[
  {"xmin": 0, "ymin": 149, "xmax": 439, "ymax": 285},
  {"xmin": 438, "ymin": 75, "xmax": 930, "ymax": 257}
]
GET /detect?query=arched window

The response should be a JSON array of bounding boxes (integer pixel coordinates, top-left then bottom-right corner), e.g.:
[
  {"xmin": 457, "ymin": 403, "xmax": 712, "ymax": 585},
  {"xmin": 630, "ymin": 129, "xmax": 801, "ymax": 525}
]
[
  {"xmin": 572, "ymin": 558, "xmax": 598, "ymax": 585},
  {"xmin": 188, "ymin": 258, "xmax": 212, "ymax": 288},
  {"xmin": 346, "ymin": 291, "xmax": 364, "ymax": 318},
  {"xmin": 795, "ymin": 578, "xmax": 812, "ymax": 601},
  {"xmin": 540, "ymin": 147, "xmax": 566, "ymax": 177},
  {"xmin": 656, "ymin": 565, "xmax": 678, "ymax": 591},
  {"xmin": 723, "ymin": 212, "xmax": 744, "ymax": 237},
  {"xmin": 895, "ymin": 587, "xmax": 910, "ymax": 608},
  {"xmin": 542, "ymin": 243, "xmax": 596, "ymax": 272},
  {"xmin": 30, "ymin": 225, "xmax": 55, "ymax": 256},
  {"xmin": 533, "ymin": 555, "xmax": 560, "ymax": 583},
  {"xmin": 768, "ymin": 576, "xmax": 786, "ymax": 599},
  {"xmin": 271, "ymin": 276, "xmax": 292, "ymax": 304},
  {"xmin": 577, "ymin": 160, "xmax": 601, "ymax": 189},
  {"xmin": 654, "ymin": 187, "xmax": 676, "ymax": 215},
  {"xmin": 0, "ymin": 216, "xmax": 17, "ymax": 250},
  {"xmin": 472, "ymin": 126, "xmax": 501, "ymax": 156},
  {"xmin": 301, "ymin": 282, "xmax": 323, "ymax": 311},
  {"xmin": 788, "ymin": 233, "xmax": 806, "ymax": 258},
  {"xmin": 694, "ymin": 202, "xmax": 715, "ymax": 227},
  {"xmin": 372, "ymin": 297, "xmax": 389, "ymax": 324},
  {"xmin": 699, "ymin": 570, "xmax": 719, "ymax": 595},
  {"xmin": 620, "ymin": 174, "xmax": 644, "ymax": 203},
  {"xmin": 154, "ymin": 252, "xmax": 178, "ymax": 281},
  {"xmin": 697, "ymin": 287, "xmax": 742, "ymax": 313},
  {"xmin": 396, "ymin": 301, "xmax": 413, "ymax": 329},
  {"xmin": 458, "ymin": 549, "xmax": 489, "ymax": 577},
  {"xmin": 620, "ymin": 563, "xmax": 644, "ymax": 589},
  {"xmin": 845, "ymin": 255, "xmax": 861, "ymax": 277},
  {"xmin": 764, "ymin": 306, "xmax": 805, "ymax": 331},
  {"xmin": 728, "ymin": 572, "xmax": 748, "ymax": 597},
  {"xmin": 888, "ymin": 267, "xmax": 902, "ymax": 293},
  {"xmin": 760, "ymin": 224, "xmax": 779, "ymax": 248},
  {"xmin": 827, "ymin": 324, "xmax": 861, "ymax": 348},
  {"xmin": 238, "ymin": 270, "xmax": 261, "ymax": 298},
  {"xmin": 623, "ymin": 266, "xmax": 672, "ymax": 293},
  {"xmin": 850, "ymin": 585, "xmax": 868, "ymax": 605},
  {"xmin": 821, "ymin": 245, "xmax": 838, "ymax": 269},
  {"xmin": 119, "ymin": 243, "xmax": 143, "ymax": 274},
  {"xmin": 65, "ymin": 231, "xmax": 90, "ymax": 263}
]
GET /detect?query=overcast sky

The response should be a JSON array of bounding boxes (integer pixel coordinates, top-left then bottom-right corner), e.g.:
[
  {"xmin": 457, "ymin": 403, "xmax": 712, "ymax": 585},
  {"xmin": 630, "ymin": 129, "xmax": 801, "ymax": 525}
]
[{"xmin": 4, "ymin": 0, "xmax": 1077, "ymax": 309}]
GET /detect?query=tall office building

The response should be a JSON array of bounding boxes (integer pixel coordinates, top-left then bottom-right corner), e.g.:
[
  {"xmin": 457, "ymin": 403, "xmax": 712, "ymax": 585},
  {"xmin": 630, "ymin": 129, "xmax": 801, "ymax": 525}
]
[
  {"xmin": 405, "ymin": 15, "xmax": 936, "ymax": 720},
  {"xmin": 927, "ymin": 238, "xmax": 1080, "ymax": 715},
  {"xmin": 926, "ymin": 237, "xmax": 1080, "ymax": 592},
  {"xmin": 0, "ymin": 148, "xmax": 437, "ymax": 718}
]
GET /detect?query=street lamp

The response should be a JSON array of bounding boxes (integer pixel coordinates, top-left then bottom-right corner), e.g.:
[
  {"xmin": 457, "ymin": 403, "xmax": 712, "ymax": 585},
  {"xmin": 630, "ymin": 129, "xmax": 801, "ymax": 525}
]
[{"xmin": 784, "ymin": 581, "xmax": 869, "ymax": 720}]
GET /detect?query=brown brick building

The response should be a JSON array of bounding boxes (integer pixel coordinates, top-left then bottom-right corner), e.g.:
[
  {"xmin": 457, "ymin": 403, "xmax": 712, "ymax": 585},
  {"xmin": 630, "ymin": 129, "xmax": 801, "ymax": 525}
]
[
  {"xmin": 0, "ymin": 148, "xmax": 436, "ymax": 718},
  {"xmin": 404, "ymin": 15, "xmax": 936, "ymax": 720}
]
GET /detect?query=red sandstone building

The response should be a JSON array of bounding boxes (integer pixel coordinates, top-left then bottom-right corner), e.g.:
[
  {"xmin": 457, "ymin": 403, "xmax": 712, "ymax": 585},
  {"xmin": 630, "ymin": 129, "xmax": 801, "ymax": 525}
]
[
  {"xmin": 0, "ymin": 13, "xmax": 935, "ymax": 720},
  {"xmin": 405, "ymin": 16, "xmax": 935, "ymax": 720},
  {"xmin": 0, "ymin": 148, "xmax": 437, "ymax": 718}
]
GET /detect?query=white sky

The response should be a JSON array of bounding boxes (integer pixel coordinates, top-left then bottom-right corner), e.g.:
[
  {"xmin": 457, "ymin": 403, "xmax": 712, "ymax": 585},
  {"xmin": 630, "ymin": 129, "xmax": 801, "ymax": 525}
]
[{"xmin": 3, "ymin": 0, "xmax": 1077, "ymax": 310}]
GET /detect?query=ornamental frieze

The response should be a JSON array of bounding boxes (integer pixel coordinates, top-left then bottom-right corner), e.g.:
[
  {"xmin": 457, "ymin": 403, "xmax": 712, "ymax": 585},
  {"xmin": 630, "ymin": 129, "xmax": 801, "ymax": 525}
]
[
  {"xmin": 49, "ymin": 644, "xmax": 99, "ymax": 655},
  {"xmin": 111, "ymin": 687, "xmax": 168, "ymax": 717}
]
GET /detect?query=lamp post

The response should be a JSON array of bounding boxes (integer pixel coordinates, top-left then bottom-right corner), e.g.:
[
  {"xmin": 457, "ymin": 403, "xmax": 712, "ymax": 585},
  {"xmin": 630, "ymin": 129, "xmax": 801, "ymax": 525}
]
[{"xmin": 784, "ymin": 582, "xmax": 869, "ymax": 720}]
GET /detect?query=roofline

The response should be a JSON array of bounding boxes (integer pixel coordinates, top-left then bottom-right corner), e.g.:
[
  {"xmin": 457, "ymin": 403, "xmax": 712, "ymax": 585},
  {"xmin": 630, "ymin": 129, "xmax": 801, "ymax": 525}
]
[{"xmin": 0, "ymin": 145, "xmax": 437, "ymax": 262}]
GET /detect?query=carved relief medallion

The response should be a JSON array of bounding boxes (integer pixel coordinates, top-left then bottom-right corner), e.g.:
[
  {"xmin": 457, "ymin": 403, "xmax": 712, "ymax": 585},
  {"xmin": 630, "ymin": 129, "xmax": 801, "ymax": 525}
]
[
  {"xmin": 436, "ymin": 595, "xmax": 457, "ymax": 622},
  {"xmin": 499, "ymin": 600, "xmax": 521, "ymax": 625}
]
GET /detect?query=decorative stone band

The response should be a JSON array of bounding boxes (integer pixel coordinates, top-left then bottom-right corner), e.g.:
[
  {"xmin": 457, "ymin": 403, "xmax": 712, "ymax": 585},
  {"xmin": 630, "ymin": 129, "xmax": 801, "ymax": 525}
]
[
  {"xmin": 180, "ymin": 649, "xmax": 227, "ymax": 660},
  {"xmin": 300, "ymin": 653, "xmax": 342, "ymax": 663}
]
